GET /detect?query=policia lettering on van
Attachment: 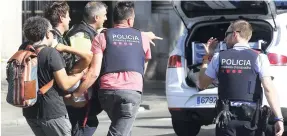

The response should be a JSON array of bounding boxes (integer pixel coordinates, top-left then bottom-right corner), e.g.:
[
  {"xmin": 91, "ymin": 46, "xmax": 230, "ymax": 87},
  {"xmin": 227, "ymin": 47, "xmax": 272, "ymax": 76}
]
[{"xmin": 198, "ymin": 20, "xmax": 284, "ymax": 136}]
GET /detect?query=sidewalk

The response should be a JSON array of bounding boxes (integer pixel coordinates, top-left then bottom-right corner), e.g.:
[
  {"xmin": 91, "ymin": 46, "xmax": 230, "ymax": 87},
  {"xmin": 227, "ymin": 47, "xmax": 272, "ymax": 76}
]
[{"xmin": 1, "ymin": 80, "xmax": 167, "ymax": 126}]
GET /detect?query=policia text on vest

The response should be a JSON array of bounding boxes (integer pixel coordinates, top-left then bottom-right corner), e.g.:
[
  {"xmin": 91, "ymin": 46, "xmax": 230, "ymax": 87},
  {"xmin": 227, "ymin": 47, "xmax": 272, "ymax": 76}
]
[
  {"xmin": 198, "ymin": 43, "xmax": 284, "ymax": 135},
  {"xmin": 221, "ymin": 58, "xmax": 251, "ymax": 70}
]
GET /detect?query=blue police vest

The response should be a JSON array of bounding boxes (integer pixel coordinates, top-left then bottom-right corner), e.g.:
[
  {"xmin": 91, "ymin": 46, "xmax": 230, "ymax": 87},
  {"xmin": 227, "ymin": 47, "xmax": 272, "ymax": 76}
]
[
  {"xmin": 218, "ymin": 49, "xmax": 263, "ymax": 102},
  {"xmin": 102, "ymin": 28, "xmax": 145, "ymax": 76}
]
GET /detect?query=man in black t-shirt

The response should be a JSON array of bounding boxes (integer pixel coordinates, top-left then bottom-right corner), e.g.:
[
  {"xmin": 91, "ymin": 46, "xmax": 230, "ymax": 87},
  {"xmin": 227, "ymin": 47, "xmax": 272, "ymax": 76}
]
[
  {"xmin": 22, "ymin": 16, "xmax": 86, "ymax": 136},
  {"xmin": 44, "ymin": 2, "xmax": 116, "ymax": 136}
]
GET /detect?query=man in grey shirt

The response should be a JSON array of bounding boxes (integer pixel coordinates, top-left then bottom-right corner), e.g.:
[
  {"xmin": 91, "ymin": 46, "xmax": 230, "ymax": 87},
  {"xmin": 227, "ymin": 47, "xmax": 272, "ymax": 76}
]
[{"xmin": 198, "ymin": 20, "xmax": 284, "ymax": 136}]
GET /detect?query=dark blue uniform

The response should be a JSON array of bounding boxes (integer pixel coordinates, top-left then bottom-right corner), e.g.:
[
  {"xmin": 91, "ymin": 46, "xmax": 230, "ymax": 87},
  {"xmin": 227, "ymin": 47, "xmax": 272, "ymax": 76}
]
[{"xmin": 205, "ymin": 43, "xmax": 272, "ymax": 136}]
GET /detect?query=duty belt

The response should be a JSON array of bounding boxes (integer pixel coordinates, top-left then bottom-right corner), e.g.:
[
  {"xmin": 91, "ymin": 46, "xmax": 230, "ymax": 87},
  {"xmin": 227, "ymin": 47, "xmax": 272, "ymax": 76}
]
[
  {"xmin": 230, "ymin": 101, "xmax": 257, "ymax": 107},
  {"xmin": 214, "ymin": 99, "xmax": 259, "ymax": 129}
]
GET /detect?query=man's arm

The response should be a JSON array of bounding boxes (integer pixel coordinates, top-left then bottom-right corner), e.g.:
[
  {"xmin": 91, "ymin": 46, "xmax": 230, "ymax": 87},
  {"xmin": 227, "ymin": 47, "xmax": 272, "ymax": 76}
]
[
  {"xmin": 141, "ymin": 32, "xmax": 152, "ymax": 75},
  {"xmin": 261, "ymin": 77, "xmax": 283, "ymax": 118},
  {"xmin": 198, "ymin": 60, "xmax": 214, "ymax": 89},
  {"xmin": 144, "ymin": 61, "xmax": 149, "ymax": 75},
  {"xmin": 53, "ymin": 68, "xmax": 85, "ymax": 91},
  {"xmin": 198, "ymin": 37, "xmax": 219, "ymax": 90},
  {"xmin": 56, "ymin": 44, "xmax": 92, "ymax": 74},
  {"xmin": 257, "ymin": 54, "xmax": 283, "ymax": 118},
  {"xmin": 72, "ymin": 53, "xmax": 103, "ymax": 97},
  {"xmin": 142, "ymin": 32, "xmax": 163, "ymax": 46},
  {"xmin": 198, "ymin": 55, "xmax": 218, "ymax": 89},
  {"xmin": 49, "ymin": 48, "xmax": 85, "ymax": 91}
]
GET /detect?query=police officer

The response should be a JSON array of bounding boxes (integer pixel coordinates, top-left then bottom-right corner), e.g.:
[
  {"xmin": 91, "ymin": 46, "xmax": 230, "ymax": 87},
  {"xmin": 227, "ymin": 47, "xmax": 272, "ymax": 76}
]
[
  {"xmin": 198, "ymin": 20, "xmax": 284, "ymax": 136},
  {"xmin": 72, "ymin": 1, "xmax": 162, "ymax": 136},
  {"xmin": 64, "ymin": 2, "xmax": 108, "ymax": 136}
]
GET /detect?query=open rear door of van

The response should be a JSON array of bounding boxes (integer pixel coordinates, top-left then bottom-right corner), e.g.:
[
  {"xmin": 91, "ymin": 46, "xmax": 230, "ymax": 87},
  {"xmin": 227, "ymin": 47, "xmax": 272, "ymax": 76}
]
[{"xmin": 172, "ymin": 1, "xmax": 277, "ymax": 28}]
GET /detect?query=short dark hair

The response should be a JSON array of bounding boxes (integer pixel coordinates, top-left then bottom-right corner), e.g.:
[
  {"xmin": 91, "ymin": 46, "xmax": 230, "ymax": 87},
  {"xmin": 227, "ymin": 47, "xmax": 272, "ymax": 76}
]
[
  {"xmin": 44, "ymin": 1, "xmax": 70, "ymax": 27},
  {"xmin": 113, "ymin": 1, "xmax": 135, "ymax": 24},
  {"xmin": 23, "ymin": 16, "xmax": 50, "ymax": 43}
]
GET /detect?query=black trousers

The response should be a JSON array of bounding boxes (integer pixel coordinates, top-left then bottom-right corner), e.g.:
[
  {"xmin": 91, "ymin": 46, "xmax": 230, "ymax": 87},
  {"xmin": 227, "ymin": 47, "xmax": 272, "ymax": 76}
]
[
  {"xmin": 216, "ymin": 120, "xmax": 278, "ymax": 136},
  {"xmin": 67, "ymin": 106, "xmax": 99, "ymax": 136},
  {"xmin": 216, "ymin": 120, "xmax": 256, "ymax": 136}
]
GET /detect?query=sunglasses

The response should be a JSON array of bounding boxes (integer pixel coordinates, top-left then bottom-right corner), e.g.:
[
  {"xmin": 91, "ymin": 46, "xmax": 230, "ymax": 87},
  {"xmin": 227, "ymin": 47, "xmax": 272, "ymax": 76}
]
[{"xmin": 225, "ymin": 31, "xmax": 241, "ymax": 37}]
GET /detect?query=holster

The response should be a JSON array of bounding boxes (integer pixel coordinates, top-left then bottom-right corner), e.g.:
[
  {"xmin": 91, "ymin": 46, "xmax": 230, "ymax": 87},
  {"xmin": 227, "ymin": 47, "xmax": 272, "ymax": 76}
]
[
  {"xmin": 256, "ymin": 105, "xmax": 272, "ymax": 136},
  {"xmin": 213, "ymin": 99, "xmax": 237, "ymax": 128}
]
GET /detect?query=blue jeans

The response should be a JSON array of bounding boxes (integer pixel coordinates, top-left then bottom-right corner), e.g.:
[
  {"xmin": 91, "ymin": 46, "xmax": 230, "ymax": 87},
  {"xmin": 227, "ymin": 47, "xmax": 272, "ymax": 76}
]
[{"xmin": 98, "ymin": 89, "xmax": 142, "ymax": 136}]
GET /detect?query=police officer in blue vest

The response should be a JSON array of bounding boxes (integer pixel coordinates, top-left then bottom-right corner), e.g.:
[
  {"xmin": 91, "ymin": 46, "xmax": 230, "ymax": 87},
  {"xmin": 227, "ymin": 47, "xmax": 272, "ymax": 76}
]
[
  {"xmin": 71, "ymin": 1, "xmax": 162, "ymax": 135},
  {"xmin": 198, "ymin": 20, "xmax": 284, "ymax": 136}
]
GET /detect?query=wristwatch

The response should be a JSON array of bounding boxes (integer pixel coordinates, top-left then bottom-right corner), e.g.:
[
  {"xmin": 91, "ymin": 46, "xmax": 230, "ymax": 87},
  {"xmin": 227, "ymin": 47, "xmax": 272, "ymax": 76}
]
[
  {"xmin": 72, "ymin": 93, "xmax": 86, "ymax": 102},
  {"xmin": 274, "ymin": 117, "xmax": 284, "ymax": 122}
]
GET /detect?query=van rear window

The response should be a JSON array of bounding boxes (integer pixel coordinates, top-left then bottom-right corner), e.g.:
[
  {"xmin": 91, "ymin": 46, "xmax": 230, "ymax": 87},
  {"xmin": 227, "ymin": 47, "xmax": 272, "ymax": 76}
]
[
  {"xmin": 275, "ymin": 1, "xmax": 287, "ymax": 13},
  {"xmin": 181, "ymin": 1, "xmax": 268, "ymax": 18},
  {"xmin": 275, "ymin": 1, "xmax": 287, "ymax": 9}
]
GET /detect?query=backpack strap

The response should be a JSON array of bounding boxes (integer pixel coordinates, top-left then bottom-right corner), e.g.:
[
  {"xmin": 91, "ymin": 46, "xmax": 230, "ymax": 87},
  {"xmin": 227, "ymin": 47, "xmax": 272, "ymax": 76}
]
[
  {"xmin": 39, "ymin": 80, "xmax": 54, "ymax": 95},
  {"xmin": 25, "ymin": 45, "xmax": 44, "ymax": 55}
]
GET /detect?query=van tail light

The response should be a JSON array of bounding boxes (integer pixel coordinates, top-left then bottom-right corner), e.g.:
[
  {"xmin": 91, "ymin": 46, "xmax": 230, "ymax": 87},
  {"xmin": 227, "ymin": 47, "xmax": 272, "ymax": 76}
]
[
  {"xmin": 168, "ymin": 55, "xmax": 182, "ymax": 68},
  {"xmin": 267, "ymin": 53, "xmax": 287, "ymax": 66}
]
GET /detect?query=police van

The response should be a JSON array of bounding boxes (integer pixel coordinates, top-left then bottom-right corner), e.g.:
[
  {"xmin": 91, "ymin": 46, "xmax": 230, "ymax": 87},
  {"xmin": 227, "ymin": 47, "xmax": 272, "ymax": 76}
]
[{"xmin": 166, "ymin": 1, "xmax": 287, "ymax": 135}]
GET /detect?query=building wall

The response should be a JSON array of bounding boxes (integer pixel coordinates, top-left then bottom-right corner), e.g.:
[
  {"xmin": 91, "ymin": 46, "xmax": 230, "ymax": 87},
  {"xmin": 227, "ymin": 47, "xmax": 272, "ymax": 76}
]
[
  {"xmin": 0, "ymin": 1, "xmax": 184, "ymax": 82},
  {"xmin": 134, "ymin": 1, "xmax": 184, "ymax": 80},
  {"xmin": 1, "ymin": 0, "xmax": 22, "ymax": 84},
  {"xmin": 1, "ymin": 0, "xmax": 22, "ymax": 61}
]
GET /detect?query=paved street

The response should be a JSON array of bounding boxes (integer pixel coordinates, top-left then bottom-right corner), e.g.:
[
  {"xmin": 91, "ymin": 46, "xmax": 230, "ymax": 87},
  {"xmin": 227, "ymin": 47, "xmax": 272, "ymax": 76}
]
[
  {"xmin": 2, "ymin": 108, "xmax": 216, "ymax": 136},
  {"xmin": 1, "ymin": 61, "xmax": 216, "ymax": 136},
  {"xmin": 1, "ymin": 92, "xmax": 217, "ymax": 136}
]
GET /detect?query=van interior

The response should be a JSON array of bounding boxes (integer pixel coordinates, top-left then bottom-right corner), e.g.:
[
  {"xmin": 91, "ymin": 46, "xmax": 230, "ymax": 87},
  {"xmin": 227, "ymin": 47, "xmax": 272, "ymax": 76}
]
[{"xmin": 185, "ymin": 21, "xmax": 273, "ymax": 87}]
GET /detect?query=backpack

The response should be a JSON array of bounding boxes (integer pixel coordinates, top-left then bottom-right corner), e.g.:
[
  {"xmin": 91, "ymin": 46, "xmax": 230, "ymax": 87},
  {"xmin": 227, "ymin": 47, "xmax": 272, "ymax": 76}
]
[{"xmin": 6, "ymin": 45, "xmax": 53, "ymax": 108}]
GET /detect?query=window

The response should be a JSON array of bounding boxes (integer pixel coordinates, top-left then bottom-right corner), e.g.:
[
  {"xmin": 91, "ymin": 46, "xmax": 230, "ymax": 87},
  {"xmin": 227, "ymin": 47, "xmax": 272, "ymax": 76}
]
[{"xmin": 181, "ymin": 1, "xmax": 268, "ymax": 18}]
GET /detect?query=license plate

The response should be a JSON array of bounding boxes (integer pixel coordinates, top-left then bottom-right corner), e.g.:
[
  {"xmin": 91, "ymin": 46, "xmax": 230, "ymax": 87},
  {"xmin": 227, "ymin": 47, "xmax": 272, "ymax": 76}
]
[{"xmin": 197, "ymin": 96, "xmax": 218, "ymax": 105}]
